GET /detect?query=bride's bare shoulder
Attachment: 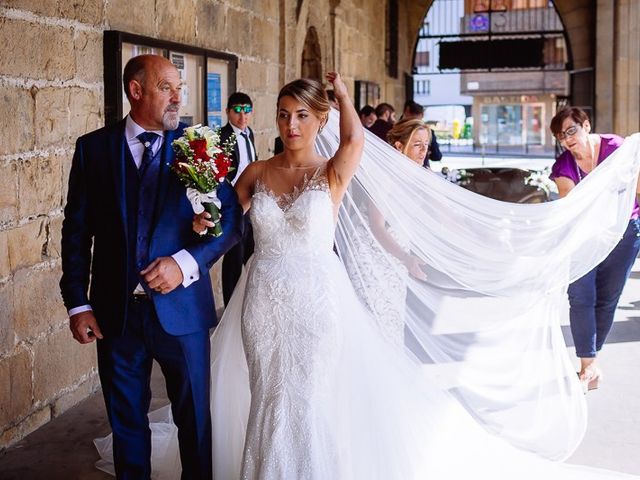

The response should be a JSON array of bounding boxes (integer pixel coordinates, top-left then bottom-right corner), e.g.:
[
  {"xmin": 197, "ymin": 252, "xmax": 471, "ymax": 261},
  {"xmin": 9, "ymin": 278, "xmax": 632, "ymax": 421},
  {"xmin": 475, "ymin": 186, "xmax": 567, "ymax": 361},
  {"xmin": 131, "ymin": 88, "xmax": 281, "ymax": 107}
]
[
  {"xmin": 247, "ymin": 156, "xmax": 281, "ymax": 174},
  {"xmin": 237, "ymin": 159, "xmax": 269, "ymax": 183}
]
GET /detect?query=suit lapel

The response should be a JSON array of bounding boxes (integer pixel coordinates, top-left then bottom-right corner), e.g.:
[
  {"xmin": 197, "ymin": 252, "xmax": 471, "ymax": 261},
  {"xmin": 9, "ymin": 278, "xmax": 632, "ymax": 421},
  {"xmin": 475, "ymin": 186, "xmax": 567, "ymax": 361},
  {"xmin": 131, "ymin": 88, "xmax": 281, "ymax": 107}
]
[
  {"xmin": 110, "ymin": 120, "xmax": 128, "ymax": 239},
  {"xmin": 153, "ymin": 128, "xmax": 178, "ymax": 229}
]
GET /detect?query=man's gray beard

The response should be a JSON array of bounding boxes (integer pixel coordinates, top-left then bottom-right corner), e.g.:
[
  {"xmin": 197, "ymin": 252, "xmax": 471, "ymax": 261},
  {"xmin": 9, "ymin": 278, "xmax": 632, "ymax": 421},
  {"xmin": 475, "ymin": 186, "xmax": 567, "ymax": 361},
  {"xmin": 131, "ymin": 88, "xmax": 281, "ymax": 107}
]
[{"xmin": 163, "ymin": 111, "xmax": 179, "ymax": 130}]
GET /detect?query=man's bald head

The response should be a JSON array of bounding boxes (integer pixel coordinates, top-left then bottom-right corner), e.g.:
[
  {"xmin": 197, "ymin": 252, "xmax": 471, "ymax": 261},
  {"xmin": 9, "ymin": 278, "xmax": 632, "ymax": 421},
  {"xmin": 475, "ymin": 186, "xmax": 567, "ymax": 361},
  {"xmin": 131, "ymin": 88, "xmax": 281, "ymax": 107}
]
[
  {"xmin": 123, "ymin": 54, "xmax": 182, "ymax": 131},
  {"xmin": 123, "ymin": 54, "xmax": 177, "ymax": 101}
]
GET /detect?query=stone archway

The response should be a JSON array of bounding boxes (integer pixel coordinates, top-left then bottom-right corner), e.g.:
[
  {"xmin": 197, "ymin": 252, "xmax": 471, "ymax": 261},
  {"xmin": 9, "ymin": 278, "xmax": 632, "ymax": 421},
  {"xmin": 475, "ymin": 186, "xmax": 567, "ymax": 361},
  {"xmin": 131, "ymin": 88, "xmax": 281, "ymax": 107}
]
[
  {"xmin": 301, "ymin": 26, "xmax": 323, "ymax": 81},
  {"xmin": 405, "ymin": 0, "xmax": 597, "ymax": 123}
]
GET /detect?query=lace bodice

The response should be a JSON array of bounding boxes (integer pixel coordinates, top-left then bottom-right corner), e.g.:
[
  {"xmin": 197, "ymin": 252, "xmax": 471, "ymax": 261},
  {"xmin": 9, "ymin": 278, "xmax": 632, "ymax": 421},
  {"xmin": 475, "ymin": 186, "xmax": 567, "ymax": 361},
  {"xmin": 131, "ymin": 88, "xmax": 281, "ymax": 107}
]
[{"xmin": 250, "ymin": 167, "xmax": 335, "ymax": 258}]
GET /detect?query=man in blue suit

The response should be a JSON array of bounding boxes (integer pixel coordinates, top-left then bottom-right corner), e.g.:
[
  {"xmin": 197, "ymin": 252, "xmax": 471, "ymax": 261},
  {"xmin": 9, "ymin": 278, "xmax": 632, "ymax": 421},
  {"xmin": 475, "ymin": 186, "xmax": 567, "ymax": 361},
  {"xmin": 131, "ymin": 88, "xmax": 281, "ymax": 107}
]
[{"xmin": 60, "ymin": 54, "xmax": 242, "ymax": 479}]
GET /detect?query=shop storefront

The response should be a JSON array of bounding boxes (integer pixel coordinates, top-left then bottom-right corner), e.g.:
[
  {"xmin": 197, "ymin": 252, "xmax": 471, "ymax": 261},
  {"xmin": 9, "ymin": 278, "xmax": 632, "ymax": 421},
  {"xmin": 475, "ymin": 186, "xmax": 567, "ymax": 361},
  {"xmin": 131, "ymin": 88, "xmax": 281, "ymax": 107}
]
[{"xmin": 474, "ymin": 94, "xmax": 555, "ymax": 155}]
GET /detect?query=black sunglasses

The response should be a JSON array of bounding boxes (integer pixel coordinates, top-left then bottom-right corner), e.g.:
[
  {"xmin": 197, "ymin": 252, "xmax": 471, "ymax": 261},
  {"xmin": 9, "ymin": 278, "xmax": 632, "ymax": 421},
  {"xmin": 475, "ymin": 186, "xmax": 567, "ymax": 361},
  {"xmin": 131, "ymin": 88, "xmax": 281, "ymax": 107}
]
[{"xmin": 231, "ymin": 105, "xmax": 253, "ymax": 114}]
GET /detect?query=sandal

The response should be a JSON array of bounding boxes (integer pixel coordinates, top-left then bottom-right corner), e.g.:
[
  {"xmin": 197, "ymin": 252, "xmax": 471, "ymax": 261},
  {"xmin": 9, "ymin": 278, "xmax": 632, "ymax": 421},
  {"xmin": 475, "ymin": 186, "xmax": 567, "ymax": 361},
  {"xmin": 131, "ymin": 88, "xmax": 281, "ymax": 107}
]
[{"xmin": 578, "ymin": 367, "xmax": 602, "ymax": 394}]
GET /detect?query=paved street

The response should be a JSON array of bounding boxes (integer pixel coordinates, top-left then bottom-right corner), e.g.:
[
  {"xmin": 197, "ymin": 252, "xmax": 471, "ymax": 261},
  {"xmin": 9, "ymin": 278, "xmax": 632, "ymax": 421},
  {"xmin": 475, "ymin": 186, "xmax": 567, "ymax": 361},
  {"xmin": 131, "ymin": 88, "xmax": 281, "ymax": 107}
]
[{"xmin": 566, "ymin": 257, "xmax": 640, "ymax": 475}]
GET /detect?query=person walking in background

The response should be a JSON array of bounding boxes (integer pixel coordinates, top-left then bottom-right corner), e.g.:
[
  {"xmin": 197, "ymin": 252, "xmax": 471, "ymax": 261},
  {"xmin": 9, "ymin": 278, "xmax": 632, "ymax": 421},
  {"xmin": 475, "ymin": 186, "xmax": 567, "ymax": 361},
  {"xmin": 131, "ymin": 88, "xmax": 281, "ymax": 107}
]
[
  {"xmin": 387, "ymin": 117, "xmax": 432, "ymax": 167},
  {"xmin": 369, "ymin": 102, "xmax": 396, "ymax": 140},
  {"xmin": 359, "ymin": 104, "xmax": 377, "ymax": 128},
  {"xmin": 60, "ymin": 54, "xmax": 242, "ymax": 479},
  {"xmin": 220, "ymin": 92, "xmax": 258, "ymax": 305},
  {"xmin": 401, "ymin": 99, "xmax": 441, "ymax": 167},
  {"xmin": 549, "ymin": 106, "xmax": 640, "ymax": 392},
  {"xmin": 400, "ymin": 100, "xmax": 423, "ymax": 121}
]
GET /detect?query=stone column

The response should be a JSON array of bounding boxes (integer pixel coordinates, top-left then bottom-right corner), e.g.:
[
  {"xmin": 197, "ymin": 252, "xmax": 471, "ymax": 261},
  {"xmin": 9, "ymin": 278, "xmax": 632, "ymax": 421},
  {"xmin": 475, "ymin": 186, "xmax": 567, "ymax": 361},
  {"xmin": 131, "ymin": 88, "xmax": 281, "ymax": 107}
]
[
  {"xmin": 612, "ymin": 0, "xmax": 640, "ymax": 135},
  {"xmin": 595, "ymin": 0, "xmax": 615, "ymax": 133}
]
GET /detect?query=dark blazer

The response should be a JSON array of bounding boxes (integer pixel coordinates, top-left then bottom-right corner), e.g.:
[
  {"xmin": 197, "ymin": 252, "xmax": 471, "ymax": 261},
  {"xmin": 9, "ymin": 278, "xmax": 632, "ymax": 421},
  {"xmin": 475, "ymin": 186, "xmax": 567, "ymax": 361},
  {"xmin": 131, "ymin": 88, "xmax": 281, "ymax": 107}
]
[
  {"xmin": 60, "ymin": 120, "xmax": 243, "ymax": 337},
  {"xmin": 274, "ymin": 136, "xmax": 284, "ymax": 155},
  {"xmin": 369, "ymin": 118, "xmax": 393, "ymax": 141},
  {"xmin": 428, "ymin": 128, "xmax": 442, "ymax": 162},
  {"xmin": 424, "ymin": 128, "xmax": 443, "ymax": 168},
  {"xmin": 219, "ymin": 122, "xmax": 256, "ymax": 183}
]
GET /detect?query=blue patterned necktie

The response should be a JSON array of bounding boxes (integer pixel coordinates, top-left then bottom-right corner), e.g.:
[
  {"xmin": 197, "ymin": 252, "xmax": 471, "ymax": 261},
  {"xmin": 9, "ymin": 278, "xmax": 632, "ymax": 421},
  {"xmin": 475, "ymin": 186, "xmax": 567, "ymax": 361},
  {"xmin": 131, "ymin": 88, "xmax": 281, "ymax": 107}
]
[{"xmin": 136, "ymin": 132, "xmax": 160, "ymax": 174}]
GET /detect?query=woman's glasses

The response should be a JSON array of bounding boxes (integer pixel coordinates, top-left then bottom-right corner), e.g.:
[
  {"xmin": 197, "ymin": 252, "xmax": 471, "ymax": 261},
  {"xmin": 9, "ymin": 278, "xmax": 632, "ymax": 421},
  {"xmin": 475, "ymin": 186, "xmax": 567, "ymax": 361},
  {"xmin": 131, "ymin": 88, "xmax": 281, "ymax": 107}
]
[
  {"xmin": 231, "ymin": 105, "xmax": 253, "ymax": 114},
  {"xmin": 555, "ymin": 124, "xmax": 580, "ymax": 141}
]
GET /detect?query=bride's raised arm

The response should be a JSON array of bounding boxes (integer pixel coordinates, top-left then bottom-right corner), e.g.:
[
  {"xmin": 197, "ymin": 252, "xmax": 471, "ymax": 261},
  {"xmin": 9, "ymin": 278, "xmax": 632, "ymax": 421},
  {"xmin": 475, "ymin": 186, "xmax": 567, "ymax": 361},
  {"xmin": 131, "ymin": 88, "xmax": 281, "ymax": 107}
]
[{"xmin": 326, "ymin": 72, "xmax": 364, "ymax": 200}]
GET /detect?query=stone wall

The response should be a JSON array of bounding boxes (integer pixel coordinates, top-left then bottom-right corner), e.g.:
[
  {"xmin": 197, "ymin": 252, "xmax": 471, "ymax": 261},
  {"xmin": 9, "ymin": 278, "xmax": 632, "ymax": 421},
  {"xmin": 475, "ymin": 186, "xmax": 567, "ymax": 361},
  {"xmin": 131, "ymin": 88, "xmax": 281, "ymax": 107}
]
[
  {"xmin": 609, "ymin": 0, "xmax": 640, "ymax": 135},
  {"xmin": 558, "ymin": 0, "xmax": 640, "ymax": 136},
  {"xmin": 0, "ymin": 0, "xmax": 419, "ymax": 449},
  {"xmin": 0, "ymin": 2, "xmax": 105, "ymax": 449}
]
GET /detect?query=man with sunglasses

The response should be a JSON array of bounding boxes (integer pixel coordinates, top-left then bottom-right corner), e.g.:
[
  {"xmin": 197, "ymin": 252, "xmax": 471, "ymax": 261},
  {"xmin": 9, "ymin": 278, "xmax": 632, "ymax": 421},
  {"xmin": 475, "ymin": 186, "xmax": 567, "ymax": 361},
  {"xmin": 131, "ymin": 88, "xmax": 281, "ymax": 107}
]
[{"xmin": 220, "ymin": 92, "xmax": 258, "ymax": 305}]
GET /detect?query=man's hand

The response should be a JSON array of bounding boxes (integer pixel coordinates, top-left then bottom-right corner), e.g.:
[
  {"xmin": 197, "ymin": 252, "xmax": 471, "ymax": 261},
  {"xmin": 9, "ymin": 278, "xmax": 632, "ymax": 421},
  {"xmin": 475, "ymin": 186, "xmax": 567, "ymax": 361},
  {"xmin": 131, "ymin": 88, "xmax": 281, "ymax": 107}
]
[
  {"xmin": 141, "ymin": 256, "xmax": 183, "ymax": 294},
  {"xmin": 70, "ymin": 311, "xmax": 103, "ymax": 344}
]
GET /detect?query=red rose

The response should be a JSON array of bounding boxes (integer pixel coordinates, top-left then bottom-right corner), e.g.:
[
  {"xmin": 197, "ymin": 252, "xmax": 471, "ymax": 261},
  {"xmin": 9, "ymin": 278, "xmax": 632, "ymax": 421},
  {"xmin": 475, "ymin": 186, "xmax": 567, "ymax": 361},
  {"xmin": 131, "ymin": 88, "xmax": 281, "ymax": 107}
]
[
  {"xmin": 189, "ymin": 139, "xmax": 210, "ymax": 162},
  {"xmin": 214, "ymin": 153, "xmax": 230, "ymax": 180},
  {"xmin": 172, "ymin": 159, "xmax": 189, "ymax": 174}
]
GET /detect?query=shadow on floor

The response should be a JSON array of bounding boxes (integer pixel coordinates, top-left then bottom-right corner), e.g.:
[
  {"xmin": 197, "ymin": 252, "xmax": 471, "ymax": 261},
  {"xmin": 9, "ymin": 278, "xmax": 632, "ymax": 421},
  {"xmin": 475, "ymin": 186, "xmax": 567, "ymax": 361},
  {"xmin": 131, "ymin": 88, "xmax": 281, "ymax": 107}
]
[
  {"xmin": 562, "ymin": 317, "xmax": 640, "ymax": 348},
  {"xmin": 0, "ymin": 362, "xmax": 169, "ymax": 480}
]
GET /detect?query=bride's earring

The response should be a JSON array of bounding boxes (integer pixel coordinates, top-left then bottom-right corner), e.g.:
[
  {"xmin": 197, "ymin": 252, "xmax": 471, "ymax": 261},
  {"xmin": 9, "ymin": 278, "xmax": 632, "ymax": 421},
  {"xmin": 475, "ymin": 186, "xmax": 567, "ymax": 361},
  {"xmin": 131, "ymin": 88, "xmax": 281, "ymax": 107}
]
[{"xmin": 318, "ymin": 117, "xmax": 328, "ymax": 134}]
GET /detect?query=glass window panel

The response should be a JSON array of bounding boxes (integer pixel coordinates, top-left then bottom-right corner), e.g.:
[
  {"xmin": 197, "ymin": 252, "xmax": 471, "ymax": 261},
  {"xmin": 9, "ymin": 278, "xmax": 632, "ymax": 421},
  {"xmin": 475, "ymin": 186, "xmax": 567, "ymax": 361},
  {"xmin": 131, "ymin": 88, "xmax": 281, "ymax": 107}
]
[
  {"xmin": 169, "ymin": 51, "xmax": 204, "ymax": 126},
  {"xmin": 524, "ymin": 103, "xmax": 544, "ymax": 145},
  {"xmin": 206, "ymin": 57, "xmax": 231, "ymax": 128}
]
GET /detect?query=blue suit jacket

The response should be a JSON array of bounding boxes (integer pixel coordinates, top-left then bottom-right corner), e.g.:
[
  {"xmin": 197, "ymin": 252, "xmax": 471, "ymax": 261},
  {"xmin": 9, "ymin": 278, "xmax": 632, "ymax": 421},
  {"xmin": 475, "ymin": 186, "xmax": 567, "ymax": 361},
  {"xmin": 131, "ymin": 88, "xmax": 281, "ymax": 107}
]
[{"xmin": 60, "ymin": 120, "xmax": 243, "ymax": 337}]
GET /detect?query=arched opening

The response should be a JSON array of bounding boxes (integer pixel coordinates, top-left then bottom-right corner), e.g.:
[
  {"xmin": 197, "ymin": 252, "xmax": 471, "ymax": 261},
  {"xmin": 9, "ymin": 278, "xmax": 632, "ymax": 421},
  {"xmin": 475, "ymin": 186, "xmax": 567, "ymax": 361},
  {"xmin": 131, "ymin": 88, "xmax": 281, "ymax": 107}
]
[
  {"xmin": 412, "ymin": 0, "xmax": 581, "ymax": 157},
  {"xmin": 301, "ymin": 26, "xmax": 323, "ymax": 82}
]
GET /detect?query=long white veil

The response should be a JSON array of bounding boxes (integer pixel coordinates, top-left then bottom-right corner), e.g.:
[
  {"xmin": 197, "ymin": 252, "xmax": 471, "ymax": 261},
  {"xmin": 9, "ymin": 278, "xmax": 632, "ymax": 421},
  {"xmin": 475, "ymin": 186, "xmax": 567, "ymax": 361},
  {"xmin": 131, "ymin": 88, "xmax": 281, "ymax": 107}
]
[
  {"xmin": 316, "ymin": 110, "xmax": 640, "ymax": 460},
  {"xmin": 95, "ymin": 111, "xmax": 640, "ymax": 479}
]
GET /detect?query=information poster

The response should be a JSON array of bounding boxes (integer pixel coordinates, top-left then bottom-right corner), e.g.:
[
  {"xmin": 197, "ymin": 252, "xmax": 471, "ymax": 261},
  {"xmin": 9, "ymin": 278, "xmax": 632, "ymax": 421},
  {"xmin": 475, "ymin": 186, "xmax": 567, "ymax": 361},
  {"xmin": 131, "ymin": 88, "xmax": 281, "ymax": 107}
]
[
  {"xmin": 206, "ymin": 55, "xmax": 230, "ymax": 127},
  {"xmin": 207, "ymin": 73, "xmax": 222, "ymax": 127}
]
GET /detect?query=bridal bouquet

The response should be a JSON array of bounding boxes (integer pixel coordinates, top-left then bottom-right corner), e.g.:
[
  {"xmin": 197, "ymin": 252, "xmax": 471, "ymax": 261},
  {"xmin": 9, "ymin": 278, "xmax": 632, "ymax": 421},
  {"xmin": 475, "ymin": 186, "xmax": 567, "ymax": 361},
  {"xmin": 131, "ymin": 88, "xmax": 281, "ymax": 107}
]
[{"xmin": 171, "ymin": 124, "xmax": 235, "ymax": 237}]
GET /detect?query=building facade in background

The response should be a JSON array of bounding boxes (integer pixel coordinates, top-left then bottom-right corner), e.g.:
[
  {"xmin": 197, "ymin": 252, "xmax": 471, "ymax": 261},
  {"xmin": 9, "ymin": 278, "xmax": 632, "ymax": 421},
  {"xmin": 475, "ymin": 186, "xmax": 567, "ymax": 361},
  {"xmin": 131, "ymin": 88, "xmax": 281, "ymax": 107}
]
[{"xmin": 413, "ymin": 0, "xmax": 569, "ymax": 155}]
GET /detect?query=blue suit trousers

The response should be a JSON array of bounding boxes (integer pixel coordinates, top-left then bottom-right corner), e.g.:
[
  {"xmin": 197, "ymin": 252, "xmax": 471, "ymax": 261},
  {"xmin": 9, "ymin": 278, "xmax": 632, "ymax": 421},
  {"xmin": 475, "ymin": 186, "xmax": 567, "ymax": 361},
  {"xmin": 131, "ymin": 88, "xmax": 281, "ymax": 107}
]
[
  {"xmin": 568, "ymin": 218, "xmax": 640, "ymax": 358},
  {"xmin": 97, "ymin": 297, "xmax": 212, "ymax": 480}
]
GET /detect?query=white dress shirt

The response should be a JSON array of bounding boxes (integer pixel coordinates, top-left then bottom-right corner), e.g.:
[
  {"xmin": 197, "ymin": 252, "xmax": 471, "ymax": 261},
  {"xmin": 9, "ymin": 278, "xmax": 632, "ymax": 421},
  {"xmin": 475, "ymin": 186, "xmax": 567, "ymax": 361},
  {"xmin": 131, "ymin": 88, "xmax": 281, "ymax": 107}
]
[
  {"xmin": 67, "ymin": 115, "xmax": 200, "ymax": 317},
  {"xmin": 230, "ymin": 123, "xmax": 256, "ymax": 185}
]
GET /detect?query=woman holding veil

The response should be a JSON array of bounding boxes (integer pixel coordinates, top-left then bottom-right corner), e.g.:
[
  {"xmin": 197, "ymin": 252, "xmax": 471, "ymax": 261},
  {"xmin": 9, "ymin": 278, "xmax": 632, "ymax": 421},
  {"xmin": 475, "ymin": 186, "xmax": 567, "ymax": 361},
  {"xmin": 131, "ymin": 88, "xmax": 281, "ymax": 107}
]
[{"xmin": 97, "ymin": 72, "xmax": 640, "ymax": 479}]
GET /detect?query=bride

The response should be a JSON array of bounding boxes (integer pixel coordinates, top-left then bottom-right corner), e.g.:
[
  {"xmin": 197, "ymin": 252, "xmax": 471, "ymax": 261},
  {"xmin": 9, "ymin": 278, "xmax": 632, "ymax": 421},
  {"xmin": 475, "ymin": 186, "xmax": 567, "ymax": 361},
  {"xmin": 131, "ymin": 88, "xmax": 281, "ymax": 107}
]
[{"xmin": 97, "ymin": 72, "xmax": 640, "ymax": 479}]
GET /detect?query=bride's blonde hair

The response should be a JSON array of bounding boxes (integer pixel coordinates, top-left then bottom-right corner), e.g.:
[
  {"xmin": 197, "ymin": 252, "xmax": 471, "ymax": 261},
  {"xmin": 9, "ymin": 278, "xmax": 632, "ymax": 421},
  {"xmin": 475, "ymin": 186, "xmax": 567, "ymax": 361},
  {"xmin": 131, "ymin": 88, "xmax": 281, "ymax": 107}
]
[{"xmin": 277, "ymin": 79, "xmax": 331, "ymax": 128}]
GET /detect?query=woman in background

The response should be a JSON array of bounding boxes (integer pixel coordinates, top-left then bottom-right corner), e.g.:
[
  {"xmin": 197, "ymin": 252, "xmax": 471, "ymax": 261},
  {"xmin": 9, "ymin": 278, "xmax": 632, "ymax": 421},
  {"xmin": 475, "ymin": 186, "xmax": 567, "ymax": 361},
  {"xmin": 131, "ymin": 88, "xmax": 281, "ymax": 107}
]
[{"xmin": 550, "ymin": 106, "xmax": 640, "ymax": 392}]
